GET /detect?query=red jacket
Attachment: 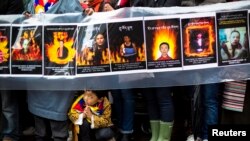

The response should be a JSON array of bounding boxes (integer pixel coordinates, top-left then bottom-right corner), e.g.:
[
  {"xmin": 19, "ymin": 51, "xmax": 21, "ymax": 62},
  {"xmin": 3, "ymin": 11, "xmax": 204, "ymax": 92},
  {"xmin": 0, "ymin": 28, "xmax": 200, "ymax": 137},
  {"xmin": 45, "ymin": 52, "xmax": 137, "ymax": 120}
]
[{"xmin": 157, "ymin": 55, "xmax": 172, "ymax": 61}]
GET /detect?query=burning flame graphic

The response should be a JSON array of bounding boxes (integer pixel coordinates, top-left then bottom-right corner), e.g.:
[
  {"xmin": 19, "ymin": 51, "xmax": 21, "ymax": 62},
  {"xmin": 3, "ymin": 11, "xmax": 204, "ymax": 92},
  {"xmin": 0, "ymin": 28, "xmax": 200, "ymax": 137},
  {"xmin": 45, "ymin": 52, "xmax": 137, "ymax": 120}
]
[
  {"xmin": 110, "ymin": 46, "xmax": 145, "ymax": 63},
  {"xmin": 101, "ymin": 48, "xmax": 110, "ymax": 64},
  {"xmin": 12, "ymin": 30, "xmax": 42, "ymax": 61},
  {"xmin": 46, "ymin": 32, "xmax": 75, "ymax": 65},
  {"xmin": 136, "ymin": 45, "xmax": 146, "ymax": 62},
  {"xmin": 76, "ymin": 48, "xmax": 110, "ymax": 65},
  {"xmin": 0, "ymin": 36, "xmax": 9, "ymax": 63},
  {"xmin": 110, "ymin": 49, "xmax": 128, "ymax": 63},
  {"xmin": 151, "ymin": 21, "xmax": 178, "ymax": 60},
  {"xmin": 184, "ymin": 25, "xmax": 215, "ymax": 57},
  {"xmin": 12, "ymin": 46, "xmax": 41, "ymax": 61}
]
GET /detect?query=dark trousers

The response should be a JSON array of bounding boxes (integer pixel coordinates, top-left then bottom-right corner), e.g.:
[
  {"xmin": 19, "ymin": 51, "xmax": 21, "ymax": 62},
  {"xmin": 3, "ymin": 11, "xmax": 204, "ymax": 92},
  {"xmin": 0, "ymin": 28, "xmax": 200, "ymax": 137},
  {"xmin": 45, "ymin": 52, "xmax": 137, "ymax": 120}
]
[
  {"xmin": 34, "ymin": 115, "xmax": 68, "ymax": 141},
  {"xmin": 171, "ymin": 86, "xmax": 195, "ymax": 141},
  {"xmin": 1, "ymin": 90, "xmax": 19, "ymax": 141},
  {"xmin": 111, "ymin": 89, "xmax": 135, "ymax": 133},
  {"xmin": 78, "ymin": 120, "xmax": 114, "ymax": 141},
  {"xmin": 201, "ymin": 83, "xmax": 219, "ymax": 140},
  {"xmin": 142, "ymin": 87, "xmax": 174, "ymax": 122}
]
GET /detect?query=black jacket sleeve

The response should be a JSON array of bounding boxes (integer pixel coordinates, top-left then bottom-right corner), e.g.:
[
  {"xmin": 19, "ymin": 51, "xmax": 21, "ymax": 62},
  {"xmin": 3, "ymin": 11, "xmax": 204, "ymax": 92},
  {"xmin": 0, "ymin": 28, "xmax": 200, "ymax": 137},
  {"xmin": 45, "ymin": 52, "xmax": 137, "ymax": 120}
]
[
  {"xmin": 131, "ymin": 0, "xmax": 182, "ymax": 7},
  {"xmin": 0, "ymin": 0, "xmax": 24, "ymax": 14}
]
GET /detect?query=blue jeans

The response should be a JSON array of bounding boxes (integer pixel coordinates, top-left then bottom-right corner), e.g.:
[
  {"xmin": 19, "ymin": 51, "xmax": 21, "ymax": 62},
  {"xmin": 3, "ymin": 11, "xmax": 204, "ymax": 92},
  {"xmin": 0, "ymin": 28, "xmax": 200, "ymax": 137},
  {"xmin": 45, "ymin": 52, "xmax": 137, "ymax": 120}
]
[
  {"xmin": 112, "ymin": 89, "xmax": 135, "ymax": 134},
  {"xmin": 143, "ymin": 87, "xmax": 174, "ymax": 122},
  {"xmin": 1, "ymin": 90, "xmax": 19, "ymax": 140},
  {"xmin": 201, "ymin": 84, "xmax": 219, "ymax": 140}
]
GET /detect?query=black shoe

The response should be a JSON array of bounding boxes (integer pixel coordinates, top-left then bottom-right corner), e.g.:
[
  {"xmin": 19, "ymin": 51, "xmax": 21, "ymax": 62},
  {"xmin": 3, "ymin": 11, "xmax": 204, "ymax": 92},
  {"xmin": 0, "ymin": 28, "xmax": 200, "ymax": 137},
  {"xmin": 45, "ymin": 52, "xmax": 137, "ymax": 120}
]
[{"xmin": 120, "ymin": 134, "xmax": 133, "ymax": 141}]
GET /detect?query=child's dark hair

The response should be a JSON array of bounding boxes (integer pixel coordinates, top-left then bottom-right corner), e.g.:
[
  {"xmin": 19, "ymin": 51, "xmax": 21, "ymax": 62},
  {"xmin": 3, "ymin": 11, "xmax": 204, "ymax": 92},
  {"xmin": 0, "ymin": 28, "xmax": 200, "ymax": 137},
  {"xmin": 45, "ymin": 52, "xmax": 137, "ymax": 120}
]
[
  {"xmin": 92, "ymin": 90, "xmax": 108, "ymax": 99},
  {"xmin": 159, "ymin": 42, "xmax": 169, "ymax": 50}
]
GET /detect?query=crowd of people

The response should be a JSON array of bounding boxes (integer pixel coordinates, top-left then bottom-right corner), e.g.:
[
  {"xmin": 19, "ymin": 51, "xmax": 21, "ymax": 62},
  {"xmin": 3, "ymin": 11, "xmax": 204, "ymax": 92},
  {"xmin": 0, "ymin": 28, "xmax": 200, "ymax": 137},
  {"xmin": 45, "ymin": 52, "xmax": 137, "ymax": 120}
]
[{"xmin": 0, "ymin": 0, "xmax": 249, "ymax": 141}]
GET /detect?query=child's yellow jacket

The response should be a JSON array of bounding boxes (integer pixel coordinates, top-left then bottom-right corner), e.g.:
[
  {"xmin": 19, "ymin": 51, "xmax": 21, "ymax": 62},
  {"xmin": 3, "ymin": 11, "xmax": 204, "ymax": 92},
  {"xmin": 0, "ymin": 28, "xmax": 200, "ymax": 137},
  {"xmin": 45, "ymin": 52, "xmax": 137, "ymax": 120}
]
[{"xmin": 68, "ymin": 94, "xmax": 113, "ymax": 139}]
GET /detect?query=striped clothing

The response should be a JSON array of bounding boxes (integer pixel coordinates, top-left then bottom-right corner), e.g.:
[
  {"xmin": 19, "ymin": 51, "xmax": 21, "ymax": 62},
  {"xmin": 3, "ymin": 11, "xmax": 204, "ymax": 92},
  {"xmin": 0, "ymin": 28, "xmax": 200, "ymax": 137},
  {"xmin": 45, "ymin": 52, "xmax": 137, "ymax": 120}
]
[{"xmin": 222, "ymin": 81, "xmax": 247, "ymax": 112}]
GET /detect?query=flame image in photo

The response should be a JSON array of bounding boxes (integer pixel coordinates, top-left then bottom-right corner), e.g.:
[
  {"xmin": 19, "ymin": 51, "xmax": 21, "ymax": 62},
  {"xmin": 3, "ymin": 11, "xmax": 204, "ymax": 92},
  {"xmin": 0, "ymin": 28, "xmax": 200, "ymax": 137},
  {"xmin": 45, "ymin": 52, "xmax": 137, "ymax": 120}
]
[
  {"xmin": 0, "ymin": 33, "xmax": 9, "ymax": 63},
  {"xmin": 46, "ymin": 32, "xmax": 75, "ymax": 65},
  {"xmin": 110, "ymin": 45, "xmax": 145, "ymax": 64},
  {"xmin": 12, "ymin": 30, "xmax": 42, "ymax": 61},
  {"xmin": 110, "ymin": 49, "xmax": 129, "ymax": 63},
  {"xmin": 136, "ymin": 44, "xmax": 146, "ymax": 62},
  {"xmin": 151, "ymin": 21, "xmax": 178, "ymax": 61},
  {"xmin": 184, "ymin": 25, "xmax": 215, "ymax": 57},
  {"xmin": 77, "ymin": 48, "xmax": 110, "ymax": 65},
  {"xmin": 101, "ymin": 48, "xmax": 110, "ymax": 64}
]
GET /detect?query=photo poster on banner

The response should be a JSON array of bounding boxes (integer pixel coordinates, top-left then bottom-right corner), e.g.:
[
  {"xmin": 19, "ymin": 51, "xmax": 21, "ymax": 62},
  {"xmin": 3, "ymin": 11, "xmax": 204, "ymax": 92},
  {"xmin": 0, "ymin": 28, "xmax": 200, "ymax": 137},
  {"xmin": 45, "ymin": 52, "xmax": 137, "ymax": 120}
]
[
  {"xmin": 217, "ymin": 10, "xmax": 249, "ymax": 66},
  {"xmin": 44, "ymin": 25, "xmax": 77, "ymax": 76},
  {"xmin": 77, "ymin": 23, "xmax": 110, "ymax": 74},
  {"xmin": 181, "ymin": 14, "xmax": 217, "ymax": 69},
  {"xmin": 144, "ymin": 16, "xmax": 182, "ymax": 71},
  {"xmin": 11, "ymin": 25, "xmax": 43, "ymax": 75},
  {"xmin": 108, "ymin": 18, "xmax": 146, "ymax": 72},
  {"xmin": 0, "ymin": 25, "xmax": 10, "ymax": 74}
]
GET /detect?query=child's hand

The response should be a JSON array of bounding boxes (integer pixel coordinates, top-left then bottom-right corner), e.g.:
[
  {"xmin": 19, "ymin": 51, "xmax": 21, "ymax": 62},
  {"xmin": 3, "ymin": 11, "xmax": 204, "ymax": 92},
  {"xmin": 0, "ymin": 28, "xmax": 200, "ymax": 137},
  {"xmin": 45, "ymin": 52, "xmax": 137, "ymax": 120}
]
[
  {"xmin": 84, "ymin": 106, "xmax": 92, "ymax": 118},
  {"xmin": 82, "ymin": 113, "xmax": 86, "ymax": 119}
]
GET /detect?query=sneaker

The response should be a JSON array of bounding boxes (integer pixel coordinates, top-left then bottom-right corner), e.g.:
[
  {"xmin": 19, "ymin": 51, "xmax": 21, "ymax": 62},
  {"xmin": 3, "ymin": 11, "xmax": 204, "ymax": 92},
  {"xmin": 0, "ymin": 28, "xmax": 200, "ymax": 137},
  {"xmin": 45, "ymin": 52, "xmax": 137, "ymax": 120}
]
[
  {"xmin": 120, "ymin": 134, "xmax": 134, "ymax": 141},
  {"xmin": 108, "ymin": 137, "xmax": 116, "ymax": 141},
  {"xmin": 22, "ymin": 126, "xmax": 35, "ymax": 136},
  {"xmin": 196, "ymin": 137, "xmax": 202, "ymax": 141},
  {"xmin": 67, "ymin": 130, "xmax": 73, "ymax": 141},
  {"xmin": 3, "ymin": 136, "xmax": 14, "ymax": 141},
  {"xmin": 186, "ymin": 134, "xmax": 195, "ymax": 141}
]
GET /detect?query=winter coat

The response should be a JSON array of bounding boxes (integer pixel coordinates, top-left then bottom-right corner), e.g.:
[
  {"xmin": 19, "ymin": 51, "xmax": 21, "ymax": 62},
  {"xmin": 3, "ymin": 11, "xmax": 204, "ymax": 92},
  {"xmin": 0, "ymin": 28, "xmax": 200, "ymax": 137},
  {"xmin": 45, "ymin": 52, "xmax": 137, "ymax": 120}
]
[
  {"xmin": 68, "ymin": 95, "xmax": 113, "ymax": 129},
  {"xmin": 26, "ymin": 0, "xmax": 82, "ymax": 121},
  {"xmin": 27, "ymin": 90, "xmax": 75, "ymax": 121}
]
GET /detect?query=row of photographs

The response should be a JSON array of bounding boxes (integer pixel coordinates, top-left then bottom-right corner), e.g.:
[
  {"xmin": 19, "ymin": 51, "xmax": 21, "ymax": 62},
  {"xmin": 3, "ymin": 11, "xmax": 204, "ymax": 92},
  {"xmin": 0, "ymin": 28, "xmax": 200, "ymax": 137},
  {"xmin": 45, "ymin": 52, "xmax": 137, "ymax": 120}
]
[{"xmin": 0, "ymin": 10, "xmax": 249, "ymax": 76}]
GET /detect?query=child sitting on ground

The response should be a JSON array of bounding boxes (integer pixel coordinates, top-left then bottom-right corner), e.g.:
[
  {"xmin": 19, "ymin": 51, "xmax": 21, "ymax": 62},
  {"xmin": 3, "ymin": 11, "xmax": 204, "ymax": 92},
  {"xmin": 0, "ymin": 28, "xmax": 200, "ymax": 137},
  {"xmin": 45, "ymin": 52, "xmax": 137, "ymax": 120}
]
[{"xmin": 68, "ymin": 90, "xmax": 115, "ymax": 141}]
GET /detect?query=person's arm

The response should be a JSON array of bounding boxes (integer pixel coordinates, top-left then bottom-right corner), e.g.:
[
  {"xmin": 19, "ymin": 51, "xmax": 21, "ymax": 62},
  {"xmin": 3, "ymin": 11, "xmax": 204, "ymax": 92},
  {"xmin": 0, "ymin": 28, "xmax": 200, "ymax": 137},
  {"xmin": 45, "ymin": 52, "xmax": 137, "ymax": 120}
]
[
  {"xmin": 91, "ymin": 103, "xmax": 112, "ymax": 129},
  {"xmin": 68, "ymin": 95, "xmax": 85, "ymax": 124},
  {"xmin": 233, "ymin": 44, "xmax": 247, "ymax": 59},
  {"xmin": 132, "ymin": 43, "xmax": 137, "ymax": 54},
  {"xmin": 221, "ymin": 42, "xmax": 232, "ymax": 59}
]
